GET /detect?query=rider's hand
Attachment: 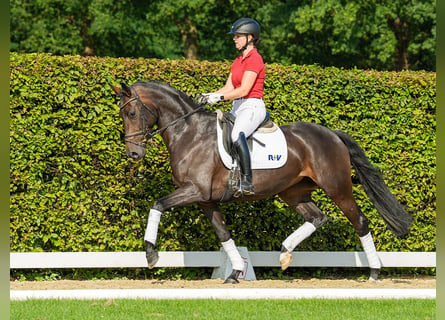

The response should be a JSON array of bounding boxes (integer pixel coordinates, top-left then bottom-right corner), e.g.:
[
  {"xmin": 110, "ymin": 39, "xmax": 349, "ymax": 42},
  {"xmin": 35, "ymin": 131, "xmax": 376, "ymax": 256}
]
[{"xmin": 196, "ymin": 92, "xmax": 224, "ymax": 105}]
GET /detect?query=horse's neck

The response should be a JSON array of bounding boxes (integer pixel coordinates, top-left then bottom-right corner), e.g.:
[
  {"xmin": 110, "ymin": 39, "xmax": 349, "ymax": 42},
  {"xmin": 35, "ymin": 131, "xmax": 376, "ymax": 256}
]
[
  {"xmin": 158, "ymin": 105, "xmax": 187, "ymax": 127},
  {"xmin": 144, "ymin": 85, "xmax": 214, "ymax": 148},
  {"xmin": 161, "ymin": 110, "xmax": 214, "ymax": 152}
]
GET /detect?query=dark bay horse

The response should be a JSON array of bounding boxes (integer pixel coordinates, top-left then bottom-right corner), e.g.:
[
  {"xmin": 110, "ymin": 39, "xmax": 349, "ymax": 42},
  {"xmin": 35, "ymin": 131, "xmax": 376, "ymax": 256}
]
[{"xmin": 112, "ymin": 80, "xmax": 411, "ymax": 283}]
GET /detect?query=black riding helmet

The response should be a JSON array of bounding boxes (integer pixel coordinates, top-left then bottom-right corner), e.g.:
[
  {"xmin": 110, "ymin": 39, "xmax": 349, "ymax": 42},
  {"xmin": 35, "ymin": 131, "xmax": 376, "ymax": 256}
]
[{"xmin": 228, "ymin": 18, "xmax": 261, "ymax": 50}]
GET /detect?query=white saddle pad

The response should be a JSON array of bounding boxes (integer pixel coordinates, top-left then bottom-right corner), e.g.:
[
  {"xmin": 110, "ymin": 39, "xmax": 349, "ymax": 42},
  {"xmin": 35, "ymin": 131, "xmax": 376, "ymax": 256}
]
[{"xmin": 216, "ymin": 118, "xmax": 288, "ymax": 170}]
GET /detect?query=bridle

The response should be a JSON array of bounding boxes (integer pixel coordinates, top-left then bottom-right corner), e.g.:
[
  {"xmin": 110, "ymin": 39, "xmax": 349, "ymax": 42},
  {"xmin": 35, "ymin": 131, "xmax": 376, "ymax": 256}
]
[
  {"xmin": 119, "ymin": 86, "xmax": 158, "ymax": 147},
  {"xmin": 119, "ymin": 85, "xmax": 203, "ymax": 147}
]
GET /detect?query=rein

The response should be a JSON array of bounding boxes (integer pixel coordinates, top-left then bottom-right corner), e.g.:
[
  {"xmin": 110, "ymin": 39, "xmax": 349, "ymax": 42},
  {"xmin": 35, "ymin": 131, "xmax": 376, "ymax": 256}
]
[{"xmin": 120, "ymin": 86, "xmax": 203, "ymax": 147}]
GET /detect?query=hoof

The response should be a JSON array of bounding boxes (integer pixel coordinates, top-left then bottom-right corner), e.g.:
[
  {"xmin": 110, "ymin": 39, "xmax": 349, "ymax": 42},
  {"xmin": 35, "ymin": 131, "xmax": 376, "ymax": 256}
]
[
  {"xmin": 280, "ymin": 251, "xmax": 293, "ymax": 271},
  {"xmin": 224, "ymin": 277, "xmax": 240, "ymax": 284},
  {"xmin": 146, "ymin": 253, "xmax": 159, "ymax": 269},
  {"xmin": 369, "ymin": 268, "xmax": 380, "ymax": 282},
  {"xmin": 145, "ymin": 241, "xmax": 159, "ymax": 269},
  {"xmin": 224, "ymin": 270, "xmax": 241, "ymax": 284}
]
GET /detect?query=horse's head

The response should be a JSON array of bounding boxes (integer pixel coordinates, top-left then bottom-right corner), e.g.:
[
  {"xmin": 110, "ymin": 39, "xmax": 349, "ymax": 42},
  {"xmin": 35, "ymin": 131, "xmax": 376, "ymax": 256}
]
[{"xmin": 111, "ymin": 82, "xmax": 158, "ymax": 161}]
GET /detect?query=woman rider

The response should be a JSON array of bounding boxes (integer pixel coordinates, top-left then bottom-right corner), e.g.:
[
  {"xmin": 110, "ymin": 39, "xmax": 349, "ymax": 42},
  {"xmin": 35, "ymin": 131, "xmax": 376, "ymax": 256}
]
[{"xmin": 199, "ymin": 18, "xmax": 266, "ymax": 196}]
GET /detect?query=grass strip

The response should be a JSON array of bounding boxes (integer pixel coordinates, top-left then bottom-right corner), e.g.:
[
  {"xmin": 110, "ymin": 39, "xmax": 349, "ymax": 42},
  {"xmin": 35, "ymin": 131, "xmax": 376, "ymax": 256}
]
[{"xmin": 11, "ymin": 298, "xmax": 436, "ymax": 320}]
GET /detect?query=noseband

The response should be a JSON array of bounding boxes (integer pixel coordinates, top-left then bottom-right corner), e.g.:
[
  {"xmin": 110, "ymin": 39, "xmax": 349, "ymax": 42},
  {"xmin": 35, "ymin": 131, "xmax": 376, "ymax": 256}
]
[{"xmin": 119, "ymin": 85, "xmax": 203, "ymax": 148}]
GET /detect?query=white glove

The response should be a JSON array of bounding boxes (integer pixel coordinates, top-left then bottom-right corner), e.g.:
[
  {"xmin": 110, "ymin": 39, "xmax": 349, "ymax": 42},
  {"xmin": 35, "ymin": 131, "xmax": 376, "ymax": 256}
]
[{"xmin": 198, "ymin": 92, "xmax": 224, "ymax": 105}]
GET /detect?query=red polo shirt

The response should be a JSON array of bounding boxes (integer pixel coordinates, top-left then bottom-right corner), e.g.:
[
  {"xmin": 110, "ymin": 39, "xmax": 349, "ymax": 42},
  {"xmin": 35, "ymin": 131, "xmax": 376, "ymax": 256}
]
[{"xmin": 230, "ymin": 48, "xmax": 265, "ymax": 98}]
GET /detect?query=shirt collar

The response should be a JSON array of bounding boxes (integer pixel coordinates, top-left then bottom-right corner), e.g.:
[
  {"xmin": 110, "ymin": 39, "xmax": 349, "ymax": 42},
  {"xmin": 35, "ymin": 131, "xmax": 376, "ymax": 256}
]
[{"xmin": 241, "ymin": 48, "xmax": 257, "ymax": 60}]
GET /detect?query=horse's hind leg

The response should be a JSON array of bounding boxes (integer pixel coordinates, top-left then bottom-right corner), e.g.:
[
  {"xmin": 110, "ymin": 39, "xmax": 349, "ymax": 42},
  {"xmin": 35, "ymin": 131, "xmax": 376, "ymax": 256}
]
[
  {"xmin": 325, "ymin": 185, "xmax": 381, "ymax": 281},
  {"xmin": 334, "ymin": 195, "xmax": 381, "ymax": 281},
  {"xmin": 310, "ymin": 140, "xmax": 381, "ymax": 281},
  {"xmin": 199, "ymin": 202, "xmax": 244, "ymax": 284}
]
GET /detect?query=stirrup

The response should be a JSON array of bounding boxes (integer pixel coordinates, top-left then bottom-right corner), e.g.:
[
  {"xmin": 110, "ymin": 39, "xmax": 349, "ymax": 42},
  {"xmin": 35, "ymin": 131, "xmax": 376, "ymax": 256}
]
[
  {"xmin": 232, "ymin": 185, "xmax": 243, "ymax": 198},
  {"xmin": 241, "ymin": 173, "xmax": 254, "ymax": 195},
  {"xmin": 241, "ymin": 184, "xmax": 254, "ymax": 196},
  {"xmin": 232, "ymin": 180, "xmax": 255, "ymax": 197},
  {"xmin": 233, "ymin": 188, "xmax": 254, "ymax": 198}
]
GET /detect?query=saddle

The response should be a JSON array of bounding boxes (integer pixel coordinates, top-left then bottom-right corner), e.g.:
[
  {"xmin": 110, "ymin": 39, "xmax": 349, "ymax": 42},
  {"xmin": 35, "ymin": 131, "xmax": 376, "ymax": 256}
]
[
  {"xmin": 216, "ymin": 109, "xmax": 277, "ymax": 158},
  {"xmin": 215, "ymin": 109, "xmax": 287, "ymax": 201}
]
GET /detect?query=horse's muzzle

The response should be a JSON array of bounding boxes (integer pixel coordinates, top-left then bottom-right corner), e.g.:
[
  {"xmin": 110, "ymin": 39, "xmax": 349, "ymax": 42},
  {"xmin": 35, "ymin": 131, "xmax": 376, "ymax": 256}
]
[{"xmin": 126, "ymin": 146, "xmax": 146, "ymax": 161}]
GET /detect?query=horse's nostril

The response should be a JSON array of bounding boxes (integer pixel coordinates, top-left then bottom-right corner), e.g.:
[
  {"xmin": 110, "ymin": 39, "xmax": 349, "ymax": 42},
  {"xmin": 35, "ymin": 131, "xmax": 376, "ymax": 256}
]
[
  {"xmin": 127, "ymin": 150, "xmax": 140, "ymax": 159},
  {"xmin": 130, "ymin": 152, "xmax": 140, "ymax": 159},
  {"xmin": 126, "ymin": 147, "xmax": 146, "ymax": 161}
]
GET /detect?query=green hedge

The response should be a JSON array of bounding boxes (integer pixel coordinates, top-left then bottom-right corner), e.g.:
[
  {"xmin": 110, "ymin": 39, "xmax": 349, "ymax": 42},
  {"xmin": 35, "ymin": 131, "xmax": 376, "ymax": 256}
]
[{"xmin": 10, "ymin": 53, "xmax": 436, "ymax": 260}]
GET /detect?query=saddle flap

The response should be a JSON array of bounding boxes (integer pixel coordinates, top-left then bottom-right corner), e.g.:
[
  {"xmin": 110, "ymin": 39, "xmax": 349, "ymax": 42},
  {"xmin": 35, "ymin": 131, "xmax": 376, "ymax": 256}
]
[{"xmin": 216, "ymin": 110, "xmax": 236, "ymax": 157}]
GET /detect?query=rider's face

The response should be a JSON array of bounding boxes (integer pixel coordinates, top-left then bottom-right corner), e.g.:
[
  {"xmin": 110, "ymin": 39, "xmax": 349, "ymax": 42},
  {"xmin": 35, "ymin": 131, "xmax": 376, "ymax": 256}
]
[{"xmin": 233, "ymin": 33, "xmax": 252, "ymax": 50}]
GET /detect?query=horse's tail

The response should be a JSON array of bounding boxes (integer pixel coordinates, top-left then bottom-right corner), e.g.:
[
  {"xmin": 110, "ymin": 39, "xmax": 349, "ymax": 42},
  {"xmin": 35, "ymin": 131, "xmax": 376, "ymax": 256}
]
[{"xmin": 334, "ymin": 130, "xmax": 412, "ymax": 237}]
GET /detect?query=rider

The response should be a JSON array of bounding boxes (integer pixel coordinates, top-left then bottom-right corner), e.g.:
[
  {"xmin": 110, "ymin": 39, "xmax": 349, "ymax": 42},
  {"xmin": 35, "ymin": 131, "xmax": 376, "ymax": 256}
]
[{"xmin": 199, "ymin": 18, "xmax": 266, "ymax": 196}]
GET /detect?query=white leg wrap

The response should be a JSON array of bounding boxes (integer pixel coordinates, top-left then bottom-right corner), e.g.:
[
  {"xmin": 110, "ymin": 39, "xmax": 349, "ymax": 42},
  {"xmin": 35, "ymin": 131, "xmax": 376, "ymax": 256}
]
[
  {"xmin": 144, "ymin": 209, "xmax": 162, "ymax": 245},
  {"xmin": 282, "ymin": 222, "xmax": 316, "ymax": 252},
  {"xmin": 221, "ymin": 239, "xmax": 245, "ymax": 271},
  {"xmin": 360, "ymin": 232, "xmax": 381, "ymax": 269}
]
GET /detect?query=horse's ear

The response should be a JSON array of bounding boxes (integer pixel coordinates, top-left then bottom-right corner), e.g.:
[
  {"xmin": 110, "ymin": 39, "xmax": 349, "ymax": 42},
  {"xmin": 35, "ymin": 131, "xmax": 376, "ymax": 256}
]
[
  {"xmin": 120, "ymin": 82, "xmax": 132, "ymax": 97},
  {"xmin": 110, "ymin": 84, "xmax": 121, "ymax": 95}
]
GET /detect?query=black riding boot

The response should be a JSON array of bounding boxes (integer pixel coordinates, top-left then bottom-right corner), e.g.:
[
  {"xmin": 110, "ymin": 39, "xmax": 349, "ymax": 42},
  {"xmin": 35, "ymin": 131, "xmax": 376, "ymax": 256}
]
[{"xmin": 233, "ymin": 132, "xmax": 254, "ymax": 196}]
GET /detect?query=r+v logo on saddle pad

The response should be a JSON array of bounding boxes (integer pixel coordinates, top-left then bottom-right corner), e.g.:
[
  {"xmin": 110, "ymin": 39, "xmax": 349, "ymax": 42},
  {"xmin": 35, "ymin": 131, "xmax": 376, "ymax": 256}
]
[{"xmin": 268, "ymin": 154, "xmax": 283, "ymax": 161}]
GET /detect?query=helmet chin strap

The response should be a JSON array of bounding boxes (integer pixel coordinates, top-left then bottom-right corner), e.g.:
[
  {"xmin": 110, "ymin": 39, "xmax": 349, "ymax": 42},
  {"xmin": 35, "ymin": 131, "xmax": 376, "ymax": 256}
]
[{"xmin": 239, "ymin": 34, "xmax": 254, "ymax": 52}]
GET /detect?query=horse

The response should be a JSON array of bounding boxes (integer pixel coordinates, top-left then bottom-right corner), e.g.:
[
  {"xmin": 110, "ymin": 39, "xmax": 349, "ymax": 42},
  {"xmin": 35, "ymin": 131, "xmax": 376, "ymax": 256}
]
[{"xmin": 111, "ymin": 80, "xmax": 412, "ymax": 284}]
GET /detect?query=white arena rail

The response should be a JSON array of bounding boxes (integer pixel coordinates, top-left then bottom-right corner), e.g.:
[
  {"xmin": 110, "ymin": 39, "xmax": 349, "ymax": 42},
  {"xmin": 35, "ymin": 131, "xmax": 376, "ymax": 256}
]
[
  {"xmin": 9, "ymin": 251, "xmax": 436, "ymax": 269},
  {"xmin": 10, "ymin": 250, "xmax": 435, "ymax": 281}
]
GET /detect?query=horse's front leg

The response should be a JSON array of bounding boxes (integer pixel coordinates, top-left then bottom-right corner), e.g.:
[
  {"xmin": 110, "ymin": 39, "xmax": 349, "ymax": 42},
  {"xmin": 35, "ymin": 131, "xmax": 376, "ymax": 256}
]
[
  {"xmin": 278, "ymin": 201, "xmax": 327, "ymax": 270},
  {"xmin": 200, "ymin": 202, "xmax": 244, "ymax": 284},
  {"xmin": 144, "ymin": 184, "xmax": 205, "ymax": 268}
]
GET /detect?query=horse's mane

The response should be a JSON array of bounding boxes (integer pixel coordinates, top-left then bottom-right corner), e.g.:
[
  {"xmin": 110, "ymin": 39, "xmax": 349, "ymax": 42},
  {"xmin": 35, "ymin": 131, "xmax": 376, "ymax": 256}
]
[{"xmin": 133, "ymin": 80, "xmax": 209, "ymax": 112}]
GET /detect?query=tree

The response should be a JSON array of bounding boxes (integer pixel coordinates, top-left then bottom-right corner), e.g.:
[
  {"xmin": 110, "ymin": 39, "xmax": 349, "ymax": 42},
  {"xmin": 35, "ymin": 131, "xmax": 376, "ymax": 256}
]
[
  {"xmin": 379, "ymin": 0, "xmax": 436, "ymax": 70},
  {"xmin": 86, "ymin": 0, "xmax": 181, "ymax": 58},
  {"xmin": 10, "ymin": 0, "xmax": 88, "ymax": 55},
  {"xmin": 148, "ymin": 0, "xmax": 205, "ymax": 60},
  {"xmin": 10, "ymin": 0, "xmax": 435, "ymax": 70},
  {"xmin": 147, "ymin": 0, "xmax": 270, "ymax": 61},
  {"xmin": 257, "ymin": 0, "xmax": 435, "ymax": 70}
]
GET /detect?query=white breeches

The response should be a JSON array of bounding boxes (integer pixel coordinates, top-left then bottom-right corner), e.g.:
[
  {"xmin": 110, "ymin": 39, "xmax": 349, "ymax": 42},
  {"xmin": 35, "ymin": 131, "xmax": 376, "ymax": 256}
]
[{"xmin": 231, "ymin": 98, "xmax": 266, "ymax": 142}]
